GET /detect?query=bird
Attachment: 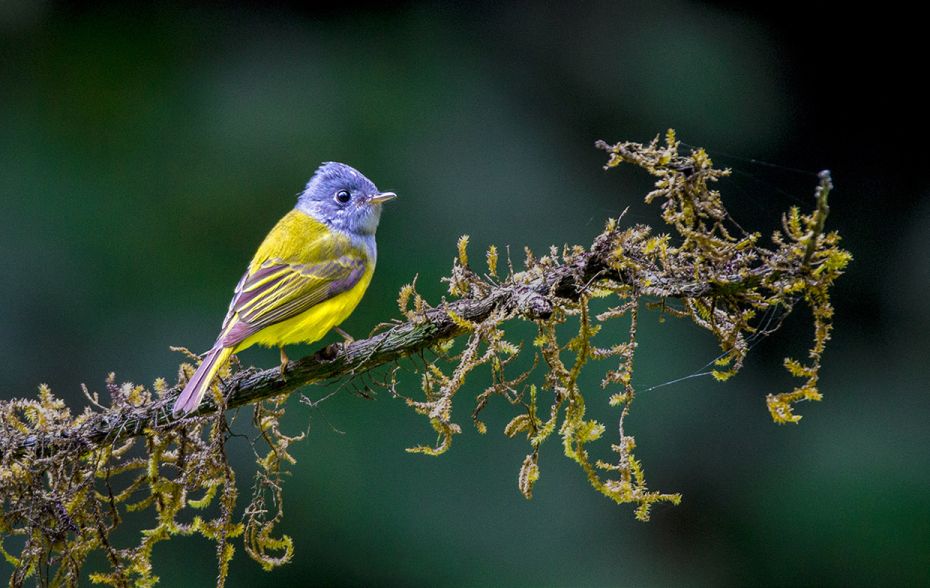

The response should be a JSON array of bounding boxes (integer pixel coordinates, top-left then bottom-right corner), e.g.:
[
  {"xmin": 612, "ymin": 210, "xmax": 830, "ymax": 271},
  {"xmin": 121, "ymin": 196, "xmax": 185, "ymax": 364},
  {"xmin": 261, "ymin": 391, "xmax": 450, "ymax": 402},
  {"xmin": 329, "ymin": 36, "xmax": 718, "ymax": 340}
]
[{"xmin": 172, "ymin": 162, "xmax": 396, "ymax": 416}]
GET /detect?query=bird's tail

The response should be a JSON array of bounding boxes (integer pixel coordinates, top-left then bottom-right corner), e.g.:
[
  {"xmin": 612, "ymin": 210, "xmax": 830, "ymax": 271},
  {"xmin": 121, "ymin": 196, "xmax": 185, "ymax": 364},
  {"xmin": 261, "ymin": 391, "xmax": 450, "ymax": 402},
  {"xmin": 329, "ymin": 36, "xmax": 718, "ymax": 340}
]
[{"xmin": 172, "ymin": 346, "xmax": 234, "ymax": 416}]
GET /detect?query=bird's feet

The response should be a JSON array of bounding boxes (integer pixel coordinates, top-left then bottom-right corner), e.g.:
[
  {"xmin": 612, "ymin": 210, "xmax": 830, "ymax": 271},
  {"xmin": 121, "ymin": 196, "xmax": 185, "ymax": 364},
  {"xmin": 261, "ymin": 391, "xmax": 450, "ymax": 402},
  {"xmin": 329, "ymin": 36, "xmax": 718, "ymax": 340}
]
[
  {"xmin": 334, "ymin": 326, "xmax": 355, "ymax": 344},
  {"xmin": 314, "ymin": 328, "xmax": 355, "ymax": 362},
  {"xmin": 279, "ymin": 347, "xmax": 289, "ymax": 380}
]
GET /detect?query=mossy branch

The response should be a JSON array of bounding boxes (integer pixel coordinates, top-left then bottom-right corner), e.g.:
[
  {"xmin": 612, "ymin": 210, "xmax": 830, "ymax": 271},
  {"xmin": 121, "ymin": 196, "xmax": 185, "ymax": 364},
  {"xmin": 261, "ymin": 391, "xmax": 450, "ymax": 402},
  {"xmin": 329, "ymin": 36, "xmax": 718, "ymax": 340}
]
[
  {"xmin": 0, "ymin": 132, "xmax": 850, "ymax": 586},
  {"xmin": 14, "ymin": 216, "xmax": 736, "ymax": 460}
]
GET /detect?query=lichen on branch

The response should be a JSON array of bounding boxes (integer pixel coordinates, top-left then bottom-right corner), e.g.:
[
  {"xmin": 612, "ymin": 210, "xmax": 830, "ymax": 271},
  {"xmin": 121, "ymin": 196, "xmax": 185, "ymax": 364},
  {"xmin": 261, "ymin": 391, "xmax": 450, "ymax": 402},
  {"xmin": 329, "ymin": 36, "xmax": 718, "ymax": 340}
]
[{"xmin": 0, "ymin": 131, "xmax": 850, "ymax": 586}]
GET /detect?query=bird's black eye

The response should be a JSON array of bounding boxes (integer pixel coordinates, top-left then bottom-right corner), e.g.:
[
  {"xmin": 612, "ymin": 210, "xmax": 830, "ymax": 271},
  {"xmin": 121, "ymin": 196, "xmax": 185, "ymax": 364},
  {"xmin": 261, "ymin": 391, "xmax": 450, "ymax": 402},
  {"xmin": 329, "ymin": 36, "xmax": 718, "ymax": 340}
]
[{"xmin": 334, "ymin": 190, "xmax": 351, "ymax": 204}]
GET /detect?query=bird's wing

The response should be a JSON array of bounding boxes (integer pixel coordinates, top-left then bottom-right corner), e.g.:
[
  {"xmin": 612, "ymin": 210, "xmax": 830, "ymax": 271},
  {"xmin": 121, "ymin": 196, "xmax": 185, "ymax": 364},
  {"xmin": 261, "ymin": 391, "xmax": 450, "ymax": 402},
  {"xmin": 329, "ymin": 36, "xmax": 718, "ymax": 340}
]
[{"xmin": 218, "ymin": 251, "xmax": 367, "ymax": 349}]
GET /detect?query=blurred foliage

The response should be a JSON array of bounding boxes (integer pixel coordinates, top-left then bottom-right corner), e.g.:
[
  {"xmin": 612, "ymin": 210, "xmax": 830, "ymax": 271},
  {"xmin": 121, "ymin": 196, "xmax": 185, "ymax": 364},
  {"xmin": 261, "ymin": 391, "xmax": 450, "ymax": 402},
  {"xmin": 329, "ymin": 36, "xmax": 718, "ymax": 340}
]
[
  {"xmin": 0, "ymin": 133, "xmax": 849, "ymax": 585},
  {"xmin": 1, "ymin": 2, "xmax": 928, "ymax": 586}
]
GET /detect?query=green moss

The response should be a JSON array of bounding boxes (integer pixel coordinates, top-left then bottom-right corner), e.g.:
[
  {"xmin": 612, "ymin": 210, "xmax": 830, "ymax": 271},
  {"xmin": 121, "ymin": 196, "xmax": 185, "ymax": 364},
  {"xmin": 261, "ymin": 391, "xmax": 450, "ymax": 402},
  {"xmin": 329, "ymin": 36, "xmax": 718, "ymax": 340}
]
[{"xmin": 0, "ymin": 133, "xmax": 849, "ymax": 584}]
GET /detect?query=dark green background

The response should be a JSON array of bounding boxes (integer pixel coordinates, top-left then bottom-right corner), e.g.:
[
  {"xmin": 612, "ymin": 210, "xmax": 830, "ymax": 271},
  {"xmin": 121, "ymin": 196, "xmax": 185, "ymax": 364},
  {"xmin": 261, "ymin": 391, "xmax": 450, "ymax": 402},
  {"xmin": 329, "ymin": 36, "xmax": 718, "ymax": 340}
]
[{"xmin": 2, "ymin": 2, "xmax": 927, "ymax": 586}]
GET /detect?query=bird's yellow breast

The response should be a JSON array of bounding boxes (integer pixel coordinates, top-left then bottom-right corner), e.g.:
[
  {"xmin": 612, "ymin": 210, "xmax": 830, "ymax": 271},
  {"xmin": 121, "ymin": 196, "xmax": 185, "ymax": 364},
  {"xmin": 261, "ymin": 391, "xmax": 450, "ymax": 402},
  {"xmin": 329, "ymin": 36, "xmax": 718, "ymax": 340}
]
[
  {"xmin": 233, "ymin": 264, "xmax": 373, "ymax": 351},
  {"xmin": 223, "ymin": 209, "xmax": 376, "ymax": 351}
]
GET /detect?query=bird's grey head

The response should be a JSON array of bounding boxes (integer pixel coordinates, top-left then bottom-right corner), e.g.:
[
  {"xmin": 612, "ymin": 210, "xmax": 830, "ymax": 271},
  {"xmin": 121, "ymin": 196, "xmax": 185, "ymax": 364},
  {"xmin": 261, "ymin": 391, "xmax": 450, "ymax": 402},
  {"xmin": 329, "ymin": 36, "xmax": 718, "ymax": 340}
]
[{"xmin": 296, "ymin": 162, "xmax": 395, "ymax": 236}]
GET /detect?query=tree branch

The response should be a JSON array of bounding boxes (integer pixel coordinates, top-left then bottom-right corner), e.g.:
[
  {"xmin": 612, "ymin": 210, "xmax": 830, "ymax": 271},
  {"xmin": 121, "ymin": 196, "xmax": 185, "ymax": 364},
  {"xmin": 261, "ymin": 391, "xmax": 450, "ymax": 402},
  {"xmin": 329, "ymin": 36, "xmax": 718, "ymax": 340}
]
[
  {"xmin": 1, "ymin": 133, "xmax": 851, "ymax": 583},
  {"xmin": 19, "ymin": 224, "xmax": 739, "ymax": 459}
]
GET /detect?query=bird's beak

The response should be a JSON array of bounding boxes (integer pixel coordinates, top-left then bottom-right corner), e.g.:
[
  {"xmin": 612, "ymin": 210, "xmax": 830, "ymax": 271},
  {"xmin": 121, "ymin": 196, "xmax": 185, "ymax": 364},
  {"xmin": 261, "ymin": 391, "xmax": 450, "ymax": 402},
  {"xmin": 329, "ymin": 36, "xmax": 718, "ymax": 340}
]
[{"xmin": 369, "ymin": 191, "xmax": 397, "ymax": 204}]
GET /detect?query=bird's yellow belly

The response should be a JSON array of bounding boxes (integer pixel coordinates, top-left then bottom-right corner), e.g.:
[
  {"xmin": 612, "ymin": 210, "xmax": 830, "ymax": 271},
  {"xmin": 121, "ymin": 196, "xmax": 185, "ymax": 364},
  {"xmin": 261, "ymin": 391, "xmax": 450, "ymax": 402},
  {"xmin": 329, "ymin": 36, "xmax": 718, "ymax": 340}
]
[{"xmin": 233, "ymin": 268, "xmax": 373, "ymax": 351}]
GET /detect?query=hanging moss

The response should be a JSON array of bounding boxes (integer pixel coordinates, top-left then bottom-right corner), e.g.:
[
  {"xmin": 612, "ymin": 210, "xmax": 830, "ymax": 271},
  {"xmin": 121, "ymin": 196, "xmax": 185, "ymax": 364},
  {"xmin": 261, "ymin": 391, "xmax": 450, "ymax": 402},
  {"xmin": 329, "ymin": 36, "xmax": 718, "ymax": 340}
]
[{"xmin": 0, "ymin": 132, "xmax": 849, "ymax": 585}]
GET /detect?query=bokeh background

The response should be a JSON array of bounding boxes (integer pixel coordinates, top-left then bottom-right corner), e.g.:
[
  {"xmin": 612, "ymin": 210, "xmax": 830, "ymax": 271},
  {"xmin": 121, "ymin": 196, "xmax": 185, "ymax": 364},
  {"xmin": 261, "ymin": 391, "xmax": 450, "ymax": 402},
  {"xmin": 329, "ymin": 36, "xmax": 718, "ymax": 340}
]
[{"xmin": 2, "ymin": 2, "xmax": 928, "ymax": 586}]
